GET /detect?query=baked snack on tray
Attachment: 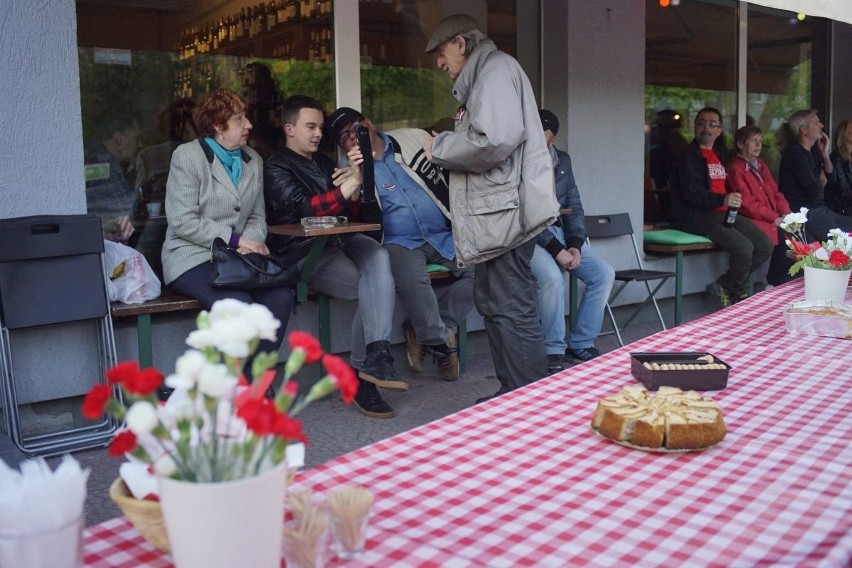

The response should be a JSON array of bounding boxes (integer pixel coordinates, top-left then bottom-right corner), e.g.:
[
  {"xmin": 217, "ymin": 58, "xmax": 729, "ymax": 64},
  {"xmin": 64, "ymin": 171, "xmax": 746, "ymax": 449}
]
[{"xmin": 591, "ymin": 386, "xmax": 725, "ymax": 450}]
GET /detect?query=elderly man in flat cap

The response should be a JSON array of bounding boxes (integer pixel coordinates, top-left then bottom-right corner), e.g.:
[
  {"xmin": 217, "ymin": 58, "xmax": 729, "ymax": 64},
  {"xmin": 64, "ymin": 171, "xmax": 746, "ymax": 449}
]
[{"xmin": 423, "ymin": 14, "xmax": 559, "ymax": 403}]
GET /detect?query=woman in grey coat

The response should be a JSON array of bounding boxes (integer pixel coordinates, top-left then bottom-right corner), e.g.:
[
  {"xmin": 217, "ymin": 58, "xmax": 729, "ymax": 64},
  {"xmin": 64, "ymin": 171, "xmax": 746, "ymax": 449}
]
[{"xmin": 162, "ymin": 89, "xmax": 294, "ymax": 380}]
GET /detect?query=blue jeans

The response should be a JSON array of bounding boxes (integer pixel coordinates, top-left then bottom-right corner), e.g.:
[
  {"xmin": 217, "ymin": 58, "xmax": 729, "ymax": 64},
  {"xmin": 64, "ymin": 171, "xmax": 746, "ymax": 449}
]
[
  {"xmin": 304, "ymin": 233, "xmax": 395, "ymax": 369},
  {"xmin": 530, "ymin": 227, "xmax": 615, "ymax": 354}
]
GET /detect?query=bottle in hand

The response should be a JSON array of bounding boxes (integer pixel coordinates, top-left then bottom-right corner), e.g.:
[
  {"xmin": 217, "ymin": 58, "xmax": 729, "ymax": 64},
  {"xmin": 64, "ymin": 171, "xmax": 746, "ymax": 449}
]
[{"xmin": 724, "ymin": 207, "xmax": 738, "ymax": 227}]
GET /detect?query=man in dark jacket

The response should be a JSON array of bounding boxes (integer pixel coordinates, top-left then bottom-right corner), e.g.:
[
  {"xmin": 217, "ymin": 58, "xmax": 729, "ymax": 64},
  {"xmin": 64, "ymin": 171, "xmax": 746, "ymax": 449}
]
[
  {"xmin": 531, "ymin": 110, "xmax": 615, "ymax": 373},
  {"xmin": 264, "ymin": 95, "xmax": 402, "ymax": 419},
  {"xmin": 778, "ymin": 109, "xmax": 852, "ymax": 239},
  {"xmin": 670, "ymin": 107, "xmax": 772, "ymax": 307}
]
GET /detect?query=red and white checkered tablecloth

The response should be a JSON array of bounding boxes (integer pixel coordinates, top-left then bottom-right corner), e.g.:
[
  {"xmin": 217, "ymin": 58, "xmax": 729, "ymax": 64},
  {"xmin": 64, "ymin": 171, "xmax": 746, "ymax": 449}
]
[{"xmin": 84, "ymin": 281, "xmax": 852, "ymax": 567}]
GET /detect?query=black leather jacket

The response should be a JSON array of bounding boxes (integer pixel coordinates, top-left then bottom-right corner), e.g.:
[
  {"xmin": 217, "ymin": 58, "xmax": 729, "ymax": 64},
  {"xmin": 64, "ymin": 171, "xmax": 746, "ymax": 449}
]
[
  {"xmin": 264, "ymin": 147, "xmax": 338, "ymax": 259},
  {"xmin": 264, "ymin": 147, "xmax": 382, "ymax": 258},
  {"xmin": 827, "ymin": 151, "xmax": 852, "ymax": 216}
]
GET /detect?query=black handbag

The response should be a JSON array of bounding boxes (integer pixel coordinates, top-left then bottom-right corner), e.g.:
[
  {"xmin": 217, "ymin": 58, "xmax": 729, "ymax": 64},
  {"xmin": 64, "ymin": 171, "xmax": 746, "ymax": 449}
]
[{"xmin": 209, "ymin": 237, "xmax": 300, "ymax": 289}]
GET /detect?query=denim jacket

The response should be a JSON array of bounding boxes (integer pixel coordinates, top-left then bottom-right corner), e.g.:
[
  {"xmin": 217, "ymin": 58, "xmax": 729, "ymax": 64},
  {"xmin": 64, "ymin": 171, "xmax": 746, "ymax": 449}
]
[{"xmin": 536, "ymin": 147, "xmax": 585, "ymax": 257}]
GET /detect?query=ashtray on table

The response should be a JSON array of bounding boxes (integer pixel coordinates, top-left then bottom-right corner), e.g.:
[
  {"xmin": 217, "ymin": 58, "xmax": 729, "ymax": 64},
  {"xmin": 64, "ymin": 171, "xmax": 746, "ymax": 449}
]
[
  {"xmin": 784, "ymin": 301, "xmax": 852, "ymax": 339},
  {"xmin": 300, "ymin": 216, "xmax": 347, "ymax": 228},
  {"xmin": 630, "ymin": 351, "xmax": 730, "ymax": 391}
]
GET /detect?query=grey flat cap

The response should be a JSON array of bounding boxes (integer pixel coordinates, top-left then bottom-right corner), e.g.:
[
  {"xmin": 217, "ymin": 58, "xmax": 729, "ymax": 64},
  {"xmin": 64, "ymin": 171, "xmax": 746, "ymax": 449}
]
[{"xmin": 425, "ymin": 14, "xmax": 480, "ymax": 53}]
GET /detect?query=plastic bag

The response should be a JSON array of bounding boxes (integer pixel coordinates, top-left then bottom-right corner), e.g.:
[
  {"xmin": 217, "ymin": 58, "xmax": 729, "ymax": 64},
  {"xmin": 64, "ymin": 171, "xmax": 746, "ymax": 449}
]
[{"xmin": 103, "ymin": 240, "xmax": 161, "ymax": 304}]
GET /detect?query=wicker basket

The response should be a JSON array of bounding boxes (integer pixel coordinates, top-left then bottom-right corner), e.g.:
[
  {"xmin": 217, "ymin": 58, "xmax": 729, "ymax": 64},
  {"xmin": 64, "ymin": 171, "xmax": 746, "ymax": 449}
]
[{"xmin": 108, "ymin": 478, "xmax": 170, "ymax": 553}]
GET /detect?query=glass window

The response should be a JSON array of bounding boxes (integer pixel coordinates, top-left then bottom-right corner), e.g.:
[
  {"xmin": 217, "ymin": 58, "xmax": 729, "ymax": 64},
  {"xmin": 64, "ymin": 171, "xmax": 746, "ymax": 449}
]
[
  {"xmin": 357, "ymin": 0, "xmax": 517, "ymax": 132},
  {"xmin": 644, "ymin": 0, "xmax": 737, "ymax": 222},
  {"xmin": 76, "ymin": 0, "xmax": 335, "ymax": 275},
  {"xmin": 746, "ymin": 5, "xmax": 812, "ymax": 180}
]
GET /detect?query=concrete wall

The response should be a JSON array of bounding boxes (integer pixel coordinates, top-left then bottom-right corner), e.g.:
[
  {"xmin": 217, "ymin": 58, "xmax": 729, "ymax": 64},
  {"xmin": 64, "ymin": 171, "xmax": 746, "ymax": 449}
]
[{"xmin": 0, "ymin": 0, "xmax": 85, "ymax": 217}]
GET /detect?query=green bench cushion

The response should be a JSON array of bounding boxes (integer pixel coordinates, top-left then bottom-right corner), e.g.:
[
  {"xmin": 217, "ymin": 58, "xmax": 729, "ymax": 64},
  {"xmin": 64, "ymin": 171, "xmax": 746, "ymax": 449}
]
[
  {"xmin": 643, "ymin": 229, "xmax": 713, "ymax": 246},
  {"xmin": 426, "ymin": 264, "xmax": 450, "ymax": 273}
]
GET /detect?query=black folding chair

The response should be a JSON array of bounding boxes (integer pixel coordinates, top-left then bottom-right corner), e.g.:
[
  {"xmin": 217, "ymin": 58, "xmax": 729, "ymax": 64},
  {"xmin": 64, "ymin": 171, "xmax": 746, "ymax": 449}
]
[
  {"xmin": 584, "ymin": 213, "xmax": 674, "ymax": 346},
  {"xmin": 0, "ymin": 215, "xmax": 122, "ymax": 456}
]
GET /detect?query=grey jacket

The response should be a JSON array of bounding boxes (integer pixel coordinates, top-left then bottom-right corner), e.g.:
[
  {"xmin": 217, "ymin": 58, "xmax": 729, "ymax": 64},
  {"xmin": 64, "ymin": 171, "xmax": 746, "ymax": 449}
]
[
  {"xmin": 430, "ymin": 40, "xmax": 558, "ymax": 265},
  {"xmin": 162, "ymin": 139, "xmax": 266, "ymax": 284}
]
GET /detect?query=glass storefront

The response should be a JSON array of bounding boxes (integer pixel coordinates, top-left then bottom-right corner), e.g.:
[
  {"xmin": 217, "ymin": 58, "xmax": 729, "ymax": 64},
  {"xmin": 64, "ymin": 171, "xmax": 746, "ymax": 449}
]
[
  {"xmin": 75, "ymin": 0, "xmax": 518, "ymax": 274},
  {"xmin": 643, "ymin": 0, "xmax": 815, "ymax": 223}
]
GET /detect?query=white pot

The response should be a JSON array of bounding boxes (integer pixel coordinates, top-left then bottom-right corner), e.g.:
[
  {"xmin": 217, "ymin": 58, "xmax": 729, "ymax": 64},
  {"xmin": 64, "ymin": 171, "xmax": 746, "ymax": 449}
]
[
  {"xmin": 803, "ymin": 266, "xmax": 852, "ymax": 303},
  {"xmin": 158, "ymin": 461, "xmax": 288, "ymax": 568}
]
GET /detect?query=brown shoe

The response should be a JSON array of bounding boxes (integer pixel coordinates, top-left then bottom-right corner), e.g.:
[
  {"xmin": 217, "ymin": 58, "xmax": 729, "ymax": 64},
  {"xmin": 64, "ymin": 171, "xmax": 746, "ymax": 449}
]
[
  {"xmin": 425, "ymin": 328, "xmax": 460, "ymax": 381},
  {"xmin": 403, "ymin": 320, "xmax": 424, "ymax": 372}
]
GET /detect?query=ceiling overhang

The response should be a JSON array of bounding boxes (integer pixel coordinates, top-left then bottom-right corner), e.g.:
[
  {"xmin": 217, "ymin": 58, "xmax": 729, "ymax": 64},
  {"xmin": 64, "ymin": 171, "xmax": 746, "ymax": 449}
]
[{"xmin": 746, "ymin": 0, "xmax": 852, "ymax": 25}]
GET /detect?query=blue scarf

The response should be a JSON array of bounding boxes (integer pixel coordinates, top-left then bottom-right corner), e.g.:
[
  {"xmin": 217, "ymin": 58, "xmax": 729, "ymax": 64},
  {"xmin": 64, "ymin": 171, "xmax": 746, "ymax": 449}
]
[{"xmin": 205, "ymin": 137, "xmax": 243, "ymax": 188}]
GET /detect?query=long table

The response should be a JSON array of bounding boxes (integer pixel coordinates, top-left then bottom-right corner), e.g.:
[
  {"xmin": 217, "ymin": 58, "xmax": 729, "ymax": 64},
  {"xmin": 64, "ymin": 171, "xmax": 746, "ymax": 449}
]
[{"xmin": 83, "ymin": 281, "xmax": 852, "ymax": 567}]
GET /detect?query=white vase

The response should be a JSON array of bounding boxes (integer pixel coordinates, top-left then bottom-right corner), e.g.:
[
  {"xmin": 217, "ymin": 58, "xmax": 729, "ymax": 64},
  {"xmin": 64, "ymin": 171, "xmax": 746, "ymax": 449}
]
[
  {"xmin": 803, "ymin": 266, "xmax": 851, "ymax": 303},
  {"xmin": 158, "ymin": 461, "xmax": 288, "ymax": 568}
]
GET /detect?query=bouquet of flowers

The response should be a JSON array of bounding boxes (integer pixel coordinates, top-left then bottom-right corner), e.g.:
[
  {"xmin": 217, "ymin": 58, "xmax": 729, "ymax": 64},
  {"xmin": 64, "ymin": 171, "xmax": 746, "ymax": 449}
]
[
  {"xmin": 779, "ymin": 208, "xmax": 852, "ymax": 275},
  {"xmin": 83, "ymin": 299, "xmax": 358, "ymax": 483}
]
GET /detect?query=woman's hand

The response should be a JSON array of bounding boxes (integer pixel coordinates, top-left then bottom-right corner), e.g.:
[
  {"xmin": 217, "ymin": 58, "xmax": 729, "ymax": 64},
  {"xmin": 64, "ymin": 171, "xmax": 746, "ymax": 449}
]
[{"xmin": 237, "ymin": 236, "xmax": 269, "ymax": 256}]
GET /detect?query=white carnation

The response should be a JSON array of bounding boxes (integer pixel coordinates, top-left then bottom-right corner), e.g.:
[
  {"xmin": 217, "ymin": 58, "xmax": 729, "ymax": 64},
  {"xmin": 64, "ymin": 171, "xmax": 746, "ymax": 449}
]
[
  {"xmin": 153, "ymin": 454, "xmax": 178, "ymax": 477},
  {"xmin": 197, "ymin": 363, "xmax": 238, "ymax": 398},
  {"xmin": 243, "ymin": 304, "xmax": 280, "ymax": 341},
  {"xmin": 126, "ymin": 401, "xmax": 159, "ymax": 435}
]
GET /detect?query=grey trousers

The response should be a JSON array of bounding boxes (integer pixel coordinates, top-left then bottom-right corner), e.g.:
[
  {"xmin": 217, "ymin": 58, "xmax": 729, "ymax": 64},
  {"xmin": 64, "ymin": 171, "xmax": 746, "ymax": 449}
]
[
  {"xmin": 473, "ymin": 238, "xmax": 548, "ymax": 392},
  {"xmin": 385, "ymin": 242, "xmax": 474, "ymax": 346},
  {"xmin": 305, "ymin": 233, "xmax": 395, "ymax": 369},
  {"xmin": 706, "ymin": 213, "xmax": 774, "ymax": 295}
]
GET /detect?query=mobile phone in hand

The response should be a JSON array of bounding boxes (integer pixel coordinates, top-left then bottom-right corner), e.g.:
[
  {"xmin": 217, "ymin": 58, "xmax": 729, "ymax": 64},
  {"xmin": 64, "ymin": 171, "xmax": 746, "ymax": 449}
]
[{"xmin": 356, "ymin": 125, "xmax": 375, "ymax": 203}]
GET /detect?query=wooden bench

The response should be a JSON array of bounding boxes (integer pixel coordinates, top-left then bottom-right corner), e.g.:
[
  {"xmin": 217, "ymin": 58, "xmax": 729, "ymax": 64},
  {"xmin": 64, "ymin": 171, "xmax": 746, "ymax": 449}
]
[
  {"xmin": 642, "ymin": 231, "xmax": 719, "ymax": 326},
  {"xmin": 112, "ymin": 274, "xmax": 469, "ymax": 371},
  {"xmin": 111, "ymin": 289, "xmax": 202, "ymax": 369}
]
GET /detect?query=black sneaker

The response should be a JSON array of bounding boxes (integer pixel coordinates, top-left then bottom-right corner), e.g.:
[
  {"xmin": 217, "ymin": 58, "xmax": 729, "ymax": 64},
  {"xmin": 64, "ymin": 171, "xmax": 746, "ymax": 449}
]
[
  {"xmin": 564, "ymin": 346, "xmax": 601, "ymax": 363},
  {"xmin": 706, "ymin": 282, "xmax": 732, "ymax": 308},
  {"xmin": 352, "ymin": 377, "xmax": 395, "ymax": 419},
  {"xmin": 402, "ymin": 320, "xmax": 425, "ymax": 372},
  {"xmin": 359, "ymin": 340, "xmax": 409, "ymax": 391},
  {"xmin": 546, "ymin": 354, "xmax": 564, "ymax": 373}
]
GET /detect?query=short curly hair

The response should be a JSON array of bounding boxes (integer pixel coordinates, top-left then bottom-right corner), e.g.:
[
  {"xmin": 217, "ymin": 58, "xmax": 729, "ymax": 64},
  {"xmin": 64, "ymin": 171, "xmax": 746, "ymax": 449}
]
[{"xmin": 193, "ymin": 89, "xmax": 247, "ymax": 137}]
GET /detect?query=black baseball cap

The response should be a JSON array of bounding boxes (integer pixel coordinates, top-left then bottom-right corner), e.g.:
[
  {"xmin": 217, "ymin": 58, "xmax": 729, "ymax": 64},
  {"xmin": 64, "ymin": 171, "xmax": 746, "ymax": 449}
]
[
  {"xmin": 539, "ymin": 109, "xmax": 559, "ymax": 135},
  {"xmin": 327, "ymin": 107, "xmax": 364, "ymax": 144}
]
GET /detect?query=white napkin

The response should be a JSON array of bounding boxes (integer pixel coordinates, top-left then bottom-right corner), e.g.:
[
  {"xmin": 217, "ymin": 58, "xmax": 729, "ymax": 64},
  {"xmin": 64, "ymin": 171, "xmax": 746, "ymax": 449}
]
[
  {"xmin": 0, "ymin": 455, "xmax": 89, "ymax": 534},
  {"xmin": 0, "ymin": 455, "xmax": 89, "ymax": 568}
]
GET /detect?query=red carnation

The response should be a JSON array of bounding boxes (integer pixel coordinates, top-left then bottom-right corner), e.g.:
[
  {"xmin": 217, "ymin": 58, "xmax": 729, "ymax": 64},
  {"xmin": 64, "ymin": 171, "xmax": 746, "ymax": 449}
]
[
  {"xmin": 106, "ymin": 361, "xmax": 141, "ymax": 385},
  {"xmin": 273, "ymin": 415, "xmax": 307, "ymax": 445},
  {"xmin": 828, "ymin": 249, "xmax": 849, "ymax": 268},
  {"xmin": 288, "ymin": 331, "xmax": 323, "ymax": 363},
  {"xmin": 123, "ymin": 367, "xmax": 164, "ymax": 396},
  {"xmin": 791, "ymin": 240, "xmax": 811, "ymax": 257},
  {"xmin": 108, "ymin": 430, "xmax": 138, "ymax": 456},
  {"xmin": 322, "ymin": 354, "xmax": 358, "ymax": 404},
  {"xmin": 82, "ymin": 384, "xmax": 113, "ymax": 419},
  {"xmin": 236, "ymin": 398, "xmax": 278, "ymax": 436}
]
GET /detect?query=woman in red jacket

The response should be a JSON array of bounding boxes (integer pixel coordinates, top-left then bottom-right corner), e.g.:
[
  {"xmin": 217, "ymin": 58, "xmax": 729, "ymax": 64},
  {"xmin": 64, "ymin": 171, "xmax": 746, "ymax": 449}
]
[{"xmin": 727, "ymin": 125, "xmax": 794, "ymax": 284}]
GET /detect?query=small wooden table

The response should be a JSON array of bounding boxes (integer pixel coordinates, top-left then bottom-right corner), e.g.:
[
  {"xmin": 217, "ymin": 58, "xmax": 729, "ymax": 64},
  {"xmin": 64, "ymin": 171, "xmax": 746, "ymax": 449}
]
[
  {"xmin": 267, "ymin": 222, "xmax": 381, "ymax": 301},
  {"xmin": 267, "ymin": 222, "xmax": 381, "ymax": 350}
]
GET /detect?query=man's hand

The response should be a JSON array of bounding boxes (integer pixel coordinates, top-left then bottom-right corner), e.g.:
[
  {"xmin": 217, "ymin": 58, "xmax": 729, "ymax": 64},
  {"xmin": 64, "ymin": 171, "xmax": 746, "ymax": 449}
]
[
  {"xmin": 331, "ymin": 145, "xmax": 364, "ymax": 201},
  {"xmin": 724, "ymin": 192, "xmax": 742, "ymax": 209},
  {"xmin": 423, "ymin": 134, "xmax": 434, "ymax": 162},
  {"xmin": 555, "ymin": 248, "xmax": 582, "ymax": 271},
  {"xmin": 237, "ymin": 236, "xmax": 269, "ymax": 256}
]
